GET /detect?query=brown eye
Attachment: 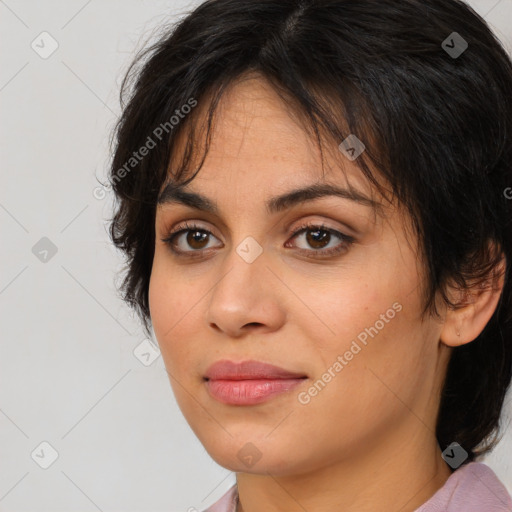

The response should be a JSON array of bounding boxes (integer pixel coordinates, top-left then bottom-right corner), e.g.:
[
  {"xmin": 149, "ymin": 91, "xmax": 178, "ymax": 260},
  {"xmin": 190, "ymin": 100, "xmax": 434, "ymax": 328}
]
[
  {"xmin": 286, "ymin": 223, "xmax": 355, "ymax": 258},
  {"xmin": 185, "ymin": 229, "xmax": 209, "ymax": 249},
  {"xmin": 161, "ymin": 221, "xmax": 355, "ymax": 260},
  {"xmin": 305, "ymin": 228, "xmax": 331, "ymax": 249},
  {"xmin": 161, "ymin": 222, "xmax": 222, "ymax": 254},
  {"xmin": 162, "ymin": 226, "xmax": 220, "ymax": 253}
]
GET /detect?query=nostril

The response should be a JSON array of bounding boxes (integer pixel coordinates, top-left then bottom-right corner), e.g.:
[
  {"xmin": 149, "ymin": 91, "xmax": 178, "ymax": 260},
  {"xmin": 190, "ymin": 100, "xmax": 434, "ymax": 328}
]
[{"xmin": 244, "ymin": 322, "xmax": 263, "ymax": 328}]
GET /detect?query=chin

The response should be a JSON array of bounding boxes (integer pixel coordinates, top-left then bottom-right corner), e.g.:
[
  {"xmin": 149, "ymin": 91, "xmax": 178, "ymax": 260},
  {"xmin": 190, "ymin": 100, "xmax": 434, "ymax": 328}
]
[{"xmin": 199, "ymin": 434, "xmax": 305, "ymax": 475}]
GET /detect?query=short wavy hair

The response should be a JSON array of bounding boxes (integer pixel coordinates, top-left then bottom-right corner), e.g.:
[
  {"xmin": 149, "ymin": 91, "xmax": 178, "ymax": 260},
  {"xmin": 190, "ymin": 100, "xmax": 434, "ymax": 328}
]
[{"xmin": 106, "ymin": 0, "xmax": 512, "ymax": 463}]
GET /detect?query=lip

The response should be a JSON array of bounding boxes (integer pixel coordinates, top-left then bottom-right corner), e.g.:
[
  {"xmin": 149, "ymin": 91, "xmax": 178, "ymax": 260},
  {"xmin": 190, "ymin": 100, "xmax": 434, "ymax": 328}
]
[
  {"xmin": 204, "ymin": 359, "xmax": 307, "ymax": 380},
  {"xmin": 204, "ymin": 359, "xmax": 308, "ymax": 405}
]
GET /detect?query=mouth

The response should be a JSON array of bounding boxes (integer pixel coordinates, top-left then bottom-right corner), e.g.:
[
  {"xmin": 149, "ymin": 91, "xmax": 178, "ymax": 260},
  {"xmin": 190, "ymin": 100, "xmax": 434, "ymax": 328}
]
[{"xmin": 203, "ymin": 359, "xmax": 308, "ymax": 405}]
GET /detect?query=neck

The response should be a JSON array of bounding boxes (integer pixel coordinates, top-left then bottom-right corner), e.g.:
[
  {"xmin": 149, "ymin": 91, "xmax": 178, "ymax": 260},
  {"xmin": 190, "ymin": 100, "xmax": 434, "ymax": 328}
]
[{"xmin": 235, "ymin": 422, "xmax": 453, "ymax": 512}]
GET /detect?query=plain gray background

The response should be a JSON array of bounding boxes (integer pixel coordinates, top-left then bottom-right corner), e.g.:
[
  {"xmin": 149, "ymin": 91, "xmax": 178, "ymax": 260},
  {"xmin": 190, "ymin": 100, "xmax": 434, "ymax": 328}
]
[{"xmin": 1, "ymin": 1, "xmax": 511, "ymax": 511}]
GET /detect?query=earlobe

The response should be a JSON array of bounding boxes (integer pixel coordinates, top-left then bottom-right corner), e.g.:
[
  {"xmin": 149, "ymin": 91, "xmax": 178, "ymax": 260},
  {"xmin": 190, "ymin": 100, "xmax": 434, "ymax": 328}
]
[{"xmin": 440, "ymin": 257, "xmax": 506, "ymax": 348}]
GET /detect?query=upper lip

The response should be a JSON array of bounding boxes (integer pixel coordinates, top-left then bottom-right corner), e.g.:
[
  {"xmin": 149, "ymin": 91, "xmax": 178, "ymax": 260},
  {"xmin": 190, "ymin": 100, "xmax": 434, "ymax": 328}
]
[{"xmin": 204, "ymin": 359, "xmax": 308, "ymax": 380}]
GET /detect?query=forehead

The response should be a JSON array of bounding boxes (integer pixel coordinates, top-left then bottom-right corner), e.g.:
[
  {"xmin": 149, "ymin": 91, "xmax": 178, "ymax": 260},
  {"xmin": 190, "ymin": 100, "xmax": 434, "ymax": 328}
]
[{"xmin": 164, "ymin": 74, "xmax": 379, "ymax": 202}]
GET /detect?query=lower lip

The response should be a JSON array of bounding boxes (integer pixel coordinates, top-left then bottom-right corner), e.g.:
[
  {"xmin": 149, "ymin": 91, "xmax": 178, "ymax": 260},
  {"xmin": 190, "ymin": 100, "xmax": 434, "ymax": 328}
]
[{"xmin": 205, "ymin": 378, "xmax": 306, "ymax": 405}]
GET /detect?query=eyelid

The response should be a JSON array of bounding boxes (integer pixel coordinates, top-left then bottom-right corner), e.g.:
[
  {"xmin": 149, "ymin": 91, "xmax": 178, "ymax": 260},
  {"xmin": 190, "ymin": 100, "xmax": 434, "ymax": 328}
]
[
  {"xmin": 287, "ymin": 215, "xmax": 358, "ymax": 239},
  {"xmin": 163, "ymin": 220, "xmax": 223, "ymax": 247},
  {"xmin": 161, "ymin": 212, "xmax": 357, "ymax": 237},
  {"xmin": 161, "ymin": 216, "xmax": 352, "ymax": 243}
]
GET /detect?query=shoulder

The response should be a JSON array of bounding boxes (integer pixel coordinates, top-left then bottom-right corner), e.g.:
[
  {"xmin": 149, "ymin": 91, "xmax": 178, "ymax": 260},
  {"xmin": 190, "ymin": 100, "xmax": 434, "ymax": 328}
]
[
  {"xmin": 415, "ymin": 462, "xmax": 512, "ymax": 512},
  {"xmin": 201, "ymin": 484, "xmax": 238, "ymax": 512}
]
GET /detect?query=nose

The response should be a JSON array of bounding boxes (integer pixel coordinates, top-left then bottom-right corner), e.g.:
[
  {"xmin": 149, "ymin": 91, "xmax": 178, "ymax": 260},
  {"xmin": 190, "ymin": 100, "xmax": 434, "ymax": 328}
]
[{"xmin": 206, "ymin": 240, "xmax": 287, "ymax": 338}]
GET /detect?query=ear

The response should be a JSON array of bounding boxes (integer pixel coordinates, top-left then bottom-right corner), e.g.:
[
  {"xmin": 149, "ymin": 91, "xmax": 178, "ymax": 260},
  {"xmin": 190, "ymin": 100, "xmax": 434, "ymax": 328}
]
[{"xmin": 440, "ymin": 252, "xmax": 507, "ymax": 347}]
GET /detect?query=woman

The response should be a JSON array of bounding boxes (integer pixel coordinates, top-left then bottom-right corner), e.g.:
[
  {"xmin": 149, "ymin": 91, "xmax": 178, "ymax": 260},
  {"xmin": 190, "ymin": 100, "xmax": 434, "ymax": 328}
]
[{"xmin": 107, "ymin": 0, "xmax": 512, "ymax": 510}]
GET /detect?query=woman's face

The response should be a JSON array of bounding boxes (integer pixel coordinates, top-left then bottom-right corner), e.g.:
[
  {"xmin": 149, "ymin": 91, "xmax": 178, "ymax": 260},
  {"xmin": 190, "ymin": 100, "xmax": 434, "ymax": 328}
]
[{"xmin": 149, "ymin": 75, "xmax": 450, "ymax": 475}]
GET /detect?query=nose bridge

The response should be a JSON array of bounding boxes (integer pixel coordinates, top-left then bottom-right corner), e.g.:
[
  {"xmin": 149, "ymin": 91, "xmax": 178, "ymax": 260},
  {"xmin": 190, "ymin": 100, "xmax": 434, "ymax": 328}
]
[
  {"xmin": 206, "ymin": 233, "xmax": 285, "ymax": 335},
  {"xmin": 213, "ymin": 234, "xmax": 267, "ymax": 302}
]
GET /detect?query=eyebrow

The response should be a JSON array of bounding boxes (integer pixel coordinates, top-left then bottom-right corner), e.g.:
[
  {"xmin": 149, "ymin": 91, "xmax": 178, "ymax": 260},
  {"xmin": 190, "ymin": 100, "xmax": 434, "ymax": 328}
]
[{"xmin": 157, "ymin": 182, "xmax": 381, "ymax": 215}]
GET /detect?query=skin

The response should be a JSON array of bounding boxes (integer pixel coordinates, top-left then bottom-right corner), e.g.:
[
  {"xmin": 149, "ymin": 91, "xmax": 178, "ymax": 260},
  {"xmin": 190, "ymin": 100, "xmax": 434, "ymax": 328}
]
[{"xmin": 148, "ymin": 73, "xmax": 505, "ymax": 512}]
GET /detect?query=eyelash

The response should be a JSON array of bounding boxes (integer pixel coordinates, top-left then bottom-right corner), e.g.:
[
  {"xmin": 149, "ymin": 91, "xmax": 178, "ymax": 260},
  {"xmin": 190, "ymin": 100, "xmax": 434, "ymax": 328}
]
[{"xmin": 161, "ymin": 221, "xmax": 355, "ymax": 259}]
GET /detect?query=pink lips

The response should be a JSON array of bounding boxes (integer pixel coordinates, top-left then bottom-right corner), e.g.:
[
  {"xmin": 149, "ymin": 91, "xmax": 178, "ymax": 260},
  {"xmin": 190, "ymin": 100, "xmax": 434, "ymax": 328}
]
[{"xmin": 204, "ymin": 359, "xmax": 308, "ymax": 405}]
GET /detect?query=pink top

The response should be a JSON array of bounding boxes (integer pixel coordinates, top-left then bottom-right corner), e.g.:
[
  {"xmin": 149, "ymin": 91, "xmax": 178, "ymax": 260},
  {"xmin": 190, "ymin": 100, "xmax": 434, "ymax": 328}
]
[{"xmin": 202, "ymin": 462, "xmax": 512, "ymax": 512}]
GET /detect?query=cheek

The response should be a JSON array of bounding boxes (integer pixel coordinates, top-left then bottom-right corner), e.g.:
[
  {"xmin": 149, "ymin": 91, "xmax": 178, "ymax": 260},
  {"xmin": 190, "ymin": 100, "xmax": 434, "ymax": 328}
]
[
  {"xmin": 291, "ymin": 311, "xmax": 426, "ymax": 457},
  {"xmin": 286, "ymin": 268, "xmax": 384, "ymax": 356},
  {"xmin": 291, "ymin": 261, "xmax": 426, "ymax": 403},
  {"xmin": 148, "ymin": 259, "xmax": 170, "ymax": 339},
  {"xmin": 148, "ymin": 256, "xmax": 197, "ymax": 369},
  {"xmin": 148, "ymin": 267, "xmax": 207, "ymax": 425}
]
